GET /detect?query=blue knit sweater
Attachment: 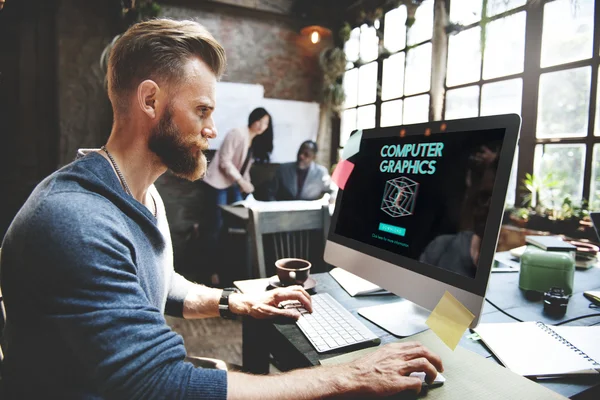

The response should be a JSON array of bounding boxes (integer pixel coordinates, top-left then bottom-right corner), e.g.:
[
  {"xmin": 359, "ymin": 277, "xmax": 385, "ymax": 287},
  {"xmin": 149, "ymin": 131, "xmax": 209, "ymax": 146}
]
[{"xmin": 0, "ymin": 151, "xmax": 227, "ymax": 399}]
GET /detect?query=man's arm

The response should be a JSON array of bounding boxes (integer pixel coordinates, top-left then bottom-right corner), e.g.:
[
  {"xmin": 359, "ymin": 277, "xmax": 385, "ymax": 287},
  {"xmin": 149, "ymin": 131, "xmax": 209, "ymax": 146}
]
[
  {"xmin": 29, "ymin": 193, "xmax": 227, "ymax": 400},
  {"xmin": 318, "ymin": 165, "xmax": 337, "ymax": 201},
  {"xmin": 227, "ymin": 341, "xmax": 444, "ymax": 399},
  {"xmin": 182, "ymin": 284, "xmax": 313, "ymax": 320},
  {"xmin": 218, "ymin": 129, "xmax": 244, "ymax": 182}
]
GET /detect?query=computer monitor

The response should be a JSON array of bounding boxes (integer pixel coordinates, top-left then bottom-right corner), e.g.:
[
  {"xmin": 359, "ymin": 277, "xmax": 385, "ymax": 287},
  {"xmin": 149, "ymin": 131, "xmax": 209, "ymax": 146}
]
[
  {"xmin": 589, "ymin": 212, "xmax": 600, "ymax": 242},
  {"xmin": 324, "ymin": 114, "xmax": 521, "ymax": 336}
]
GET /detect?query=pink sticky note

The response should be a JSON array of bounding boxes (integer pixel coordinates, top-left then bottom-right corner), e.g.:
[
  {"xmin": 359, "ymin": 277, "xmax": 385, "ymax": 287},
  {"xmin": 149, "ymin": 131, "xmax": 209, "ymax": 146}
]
[{"xmin": 332, "ymin": 159, "xmax": 354, "ymax": 190}]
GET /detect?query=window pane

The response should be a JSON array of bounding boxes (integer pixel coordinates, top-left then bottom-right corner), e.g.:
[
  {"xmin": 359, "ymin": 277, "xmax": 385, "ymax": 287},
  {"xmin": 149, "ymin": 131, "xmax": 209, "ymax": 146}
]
[
  {"xmin": 534, "ymin": 144, "xmax": 585, "ymax": 207},
  {"xmin": 591, "ymin": 144, "xmax": 600, "ymax": 209},
  {"xmin": 481, "ymin": 78, "xmax": 522, "ymax": 116},
  {"xmin": 360, "ymin": 24, "xmax": 379, "ymax": 63},
  {"xmin": 357, "ymin": 105, "xmax": 376, "ymax": 130},
  {"xmin": 447, "ymin": 27, "xmax": 481, "ymax": 87},
  {"xmin": 384, "ymin": 5, "xmax": 407, "ymax": 52},
  {"xmin": 505, "ymin": 147, "xmax": 519, "ymax": 207},
  {"xmin": 596, "ymin": 66, "xmax": 600, "ymax": 136},
  {"xmin": 449, "ymin": 0, "xmax": 482, "ymax": 26},
  {"xmin": 407, "ymin": 0, "xmax": 434, "ymax": 46},
  {"xmin": 344, "ymin": 27, "xmax": 360, "ymax": 63},
  {"xmin": 357, "ymin": 62, "xmax": 377, "ymax": 106},
  {"xmin": 382, "ymin": 52, "xmax": 405, "ymax": 101},
  {"xmin": 487, "ymin": 0, "xmax": 526, "ymax": 17},
  {"xmin": 445, "ymin": 85, "xmax": 480, "ymax": 120},
  {"xmin": 537, "ymin": 67, "xmax": 591, "ymax": 138},
  {"xmin": 381, "ymin": 99, "xmax": 404, "ymax": 127},
  {"xmin": 340, "ymin": 108, "xmax": 357, "ymax": 147},
  {"xmin": 343, "ymin": 68, "xmax": 358, "ymax": 108},
  {"xmin": 483, "ymin": 12, "xmax": 526, "ymax": 80},
  {"xmin": 405, "ymin": 43, "xmax": 432, "ymax": 96},
  {"xmin": 403, "ymin": 94, "xmax": 429, "ymax": 124},
  {"xmin": 541, "ymin": 0, "xmax": 595, "ymax": 68}
]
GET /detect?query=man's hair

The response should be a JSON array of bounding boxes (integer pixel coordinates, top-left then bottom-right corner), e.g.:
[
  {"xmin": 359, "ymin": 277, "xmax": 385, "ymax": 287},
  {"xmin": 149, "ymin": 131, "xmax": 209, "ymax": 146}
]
[
  {"xmin": 299, "ymin": 140, "xmax": 318, "ymax": 154},
  {"xmin": 107, "ymin": 19, "xmax": 226, "ymax": 111}
]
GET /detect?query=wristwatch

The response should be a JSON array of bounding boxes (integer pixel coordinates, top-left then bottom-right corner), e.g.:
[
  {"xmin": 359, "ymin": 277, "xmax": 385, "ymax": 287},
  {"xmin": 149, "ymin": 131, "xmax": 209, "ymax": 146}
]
[{"xmin": 219, "ymin": 288, "xmax": 240, "ymax": 320}]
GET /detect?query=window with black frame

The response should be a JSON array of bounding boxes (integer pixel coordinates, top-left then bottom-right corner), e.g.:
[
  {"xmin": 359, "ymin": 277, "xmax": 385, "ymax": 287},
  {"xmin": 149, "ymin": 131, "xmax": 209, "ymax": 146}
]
[
  {"xmin": 338, "ymin": 0, "xmax": 599, "ymax": 213},
  {"xmin": 340, "ymin": 0, "xmax": 435, "ymax": 158},
  {"xmin": 445, "ymin": 0, "xmax": 527, "ymax": 207},
  {"xmin": 532, "ymin": 0, "xmax": 598, "ymax": 211}
]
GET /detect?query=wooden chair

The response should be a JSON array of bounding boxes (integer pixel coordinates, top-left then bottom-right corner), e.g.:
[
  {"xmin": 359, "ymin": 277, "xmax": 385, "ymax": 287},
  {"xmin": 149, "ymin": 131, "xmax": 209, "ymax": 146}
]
[{"xmin": 248, "ymin": 205, "xmax": 331, "ymax": 278}]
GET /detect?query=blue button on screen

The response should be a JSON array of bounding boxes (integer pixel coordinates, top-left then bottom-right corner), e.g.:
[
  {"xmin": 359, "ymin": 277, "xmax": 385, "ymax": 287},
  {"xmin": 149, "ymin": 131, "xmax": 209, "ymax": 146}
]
[{"xmin": 378, "ymin": 223, "xmax": 406, "ymax": 237}]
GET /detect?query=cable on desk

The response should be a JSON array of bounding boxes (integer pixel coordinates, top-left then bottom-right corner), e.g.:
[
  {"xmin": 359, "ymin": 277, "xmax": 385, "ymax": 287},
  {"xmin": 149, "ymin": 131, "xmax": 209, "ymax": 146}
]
[
  {"xmin": 485, "ymin": 299, "xmax": 524, "ymax": 322},
  {"xmin": 552, "ymin": 313, "xmax": 600, "ymax": 326},
  {"xmin": 486, "ymin": 299, "xmax": 600, "ymax": 325}
]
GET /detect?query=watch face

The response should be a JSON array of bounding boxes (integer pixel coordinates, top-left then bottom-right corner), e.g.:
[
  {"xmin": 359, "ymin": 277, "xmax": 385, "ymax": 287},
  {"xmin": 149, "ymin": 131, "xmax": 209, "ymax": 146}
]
[{"xmin": 219, "ymin": 289, "xmax": 239, "ymax": 319}]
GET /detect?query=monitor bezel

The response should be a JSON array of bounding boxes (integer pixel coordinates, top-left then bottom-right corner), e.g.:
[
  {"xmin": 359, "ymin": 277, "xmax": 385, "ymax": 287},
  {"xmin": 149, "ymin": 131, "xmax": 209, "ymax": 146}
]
[{"xmin": 326, "ymin": 114, "xmax": 521, "ymax": 297}]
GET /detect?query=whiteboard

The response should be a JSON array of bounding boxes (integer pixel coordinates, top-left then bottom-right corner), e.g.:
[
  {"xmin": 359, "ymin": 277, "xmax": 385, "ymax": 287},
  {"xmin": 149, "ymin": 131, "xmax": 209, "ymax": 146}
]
[
  {"xmin": 260, "ymin": 98, "xmax": 320, "ymax": 163},
  {"xmin": 211, "ymin": 82, "xmax": 264, "ymax": 149},
  {"xmin": 211, "ymin": 82, "xmax": 320, "ymax": 163}
]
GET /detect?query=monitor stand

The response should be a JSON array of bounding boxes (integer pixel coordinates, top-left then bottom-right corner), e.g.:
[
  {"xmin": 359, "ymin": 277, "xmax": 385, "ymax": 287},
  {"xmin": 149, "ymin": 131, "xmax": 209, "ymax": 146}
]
[{"xmin": 358, "ymin": 300, "xmax": 430, "ymax": 337}]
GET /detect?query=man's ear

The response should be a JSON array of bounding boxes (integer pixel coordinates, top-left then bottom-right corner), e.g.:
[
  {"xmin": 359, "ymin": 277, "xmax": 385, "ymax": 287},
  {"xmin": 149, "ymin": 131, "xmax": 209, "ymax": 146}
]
[{"xmin": 137, "ymin": 80, "xmax": 160, "ymax": 119}]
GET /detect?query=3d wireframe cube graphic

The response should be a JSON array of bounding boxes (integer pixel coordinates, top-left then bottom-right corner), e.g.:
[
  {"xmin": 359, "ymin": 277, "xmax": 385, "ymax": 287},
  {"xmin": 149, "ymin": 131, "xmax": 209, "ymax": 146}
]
[{"xmin": 381, "ymin": 177, "xmax": 419, "ymax": 217}]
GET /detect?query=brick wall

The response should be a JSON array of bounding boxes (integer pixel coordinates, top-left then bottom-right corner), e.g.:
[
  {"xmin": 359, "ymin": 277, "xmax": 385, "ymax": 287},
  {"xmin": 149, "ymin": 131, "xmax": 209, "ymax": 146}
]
[{"xmin": 160, "ymin": 4, "xmax": 322, "ymax": 101}]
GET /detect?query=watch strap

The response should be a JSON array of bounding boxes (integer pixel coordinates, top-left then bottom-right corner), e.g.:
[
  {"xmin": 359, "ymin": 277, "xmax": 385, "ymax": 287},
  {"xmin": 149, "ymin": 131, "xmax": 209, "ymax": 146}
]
[{"xmin": 219, "ymin": 288, "xmax": 240, "ymax": 319}]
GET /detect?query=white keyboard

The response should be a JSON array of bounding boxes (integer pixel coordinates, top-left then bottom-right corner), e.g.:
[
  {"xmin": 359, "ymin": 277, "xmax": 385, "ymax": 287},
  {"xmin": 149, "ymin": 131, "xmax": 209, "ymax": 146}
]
[{"xmin": 294, "ymin": 293, "xmax": 380, "ymax": 353}]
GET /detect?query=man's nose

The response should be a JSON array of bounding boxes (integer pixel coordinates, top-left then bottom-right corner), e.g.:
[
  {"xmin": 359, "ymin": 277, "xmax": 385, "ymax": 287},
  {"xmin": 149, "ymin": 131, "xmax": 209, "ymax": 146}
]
[
  {"xmin": 202, "ymin": 127, "xmax": 217, "ymax": 139},
  {"xmin": 202, "ymin": 117, "xmax": 217, "ymax": 139}
]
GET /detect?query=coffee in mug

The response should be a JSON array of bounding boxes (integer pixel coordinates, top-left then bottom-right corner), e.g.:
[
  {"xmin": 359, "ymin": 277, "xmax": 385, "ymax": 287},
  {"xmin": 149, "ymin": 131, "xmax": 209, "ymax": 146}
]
[{"xmin": 275, "ymin": 258, "xmax": 311, "ymax": 286}]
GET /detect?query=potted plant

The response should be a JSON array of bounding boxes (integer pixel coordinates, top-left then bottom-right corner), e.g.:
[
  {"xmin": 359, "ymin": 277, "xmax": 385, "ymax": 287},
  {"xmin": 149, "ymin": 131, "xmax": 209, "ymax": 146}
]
[{"xmin": 504, "ymin": 173, "xmax": 594, "ymax": 241}]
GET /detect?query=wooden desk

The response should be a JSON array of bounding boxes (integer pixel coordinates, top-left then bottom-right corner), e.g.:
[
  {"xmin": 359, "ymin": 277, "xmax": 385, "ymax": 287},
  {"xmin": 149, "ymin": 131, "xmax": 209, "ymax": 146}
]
[{"xmin": 238, "ymin": 269, "xmax": 600, "ymax": 399}]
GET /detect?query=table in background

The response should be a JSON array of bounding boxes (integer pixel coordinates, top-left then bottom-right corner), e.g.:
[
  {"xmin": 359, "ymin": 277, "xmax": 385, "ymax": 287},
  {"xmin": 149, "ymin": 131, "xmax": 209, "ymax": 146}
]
[{"xmin": 237, "ymin": 268, "xmax": 600, "ymax": 399}]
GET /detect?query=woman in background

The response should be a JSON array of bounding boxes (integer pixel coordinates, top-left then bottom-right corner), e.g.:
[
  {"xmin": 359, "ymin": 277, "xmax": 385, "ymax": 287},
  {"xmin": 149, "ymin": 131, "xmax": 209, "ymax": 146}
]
[{"xmin": 202, "ymin": 107, "xmax": 273, "ymax": 284}]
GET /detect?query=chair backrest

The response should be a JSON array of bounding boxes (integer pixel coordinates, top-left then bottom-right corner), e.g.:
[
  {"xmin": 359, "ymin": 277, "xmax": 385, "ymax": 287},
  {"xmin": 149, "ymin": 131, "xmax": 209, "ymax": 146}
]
[{"xmin": 248, "ymin": 205, "xmax": 331, "ymax": 278}]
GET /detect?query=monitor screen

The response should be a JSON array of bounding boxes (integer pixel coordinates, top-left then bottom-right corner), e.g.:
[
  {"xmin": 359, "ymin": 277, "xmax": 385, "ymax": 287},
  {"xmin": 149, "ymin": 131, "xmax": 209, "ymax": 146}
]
[{"xmin": 334, "ymin": 127, "xmax": 506, "ymax": 280}]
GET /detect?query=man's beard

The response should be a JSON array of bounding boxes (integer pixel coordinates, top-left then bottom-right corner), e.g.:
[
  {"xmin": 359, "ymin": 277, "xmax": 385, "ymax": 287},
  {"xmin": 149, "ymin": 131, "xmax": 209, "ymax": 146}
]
[{"xmin": 148, "ymin": 107, "xmax": 207, "ymax": 181}]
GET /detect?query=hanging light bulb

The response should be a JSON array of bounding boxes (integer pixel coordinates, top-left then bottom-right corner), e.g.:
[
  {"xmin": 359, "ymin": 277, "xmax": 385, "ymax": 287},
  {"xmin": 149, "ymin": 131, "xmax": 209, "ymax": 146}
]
[
  {"xmin": 301, "ymin": 25, "xmax": 331, "ymax": 45},
  {"xmin": 310, "ymin": 30, "xmax": 320, "ymax": 44}
]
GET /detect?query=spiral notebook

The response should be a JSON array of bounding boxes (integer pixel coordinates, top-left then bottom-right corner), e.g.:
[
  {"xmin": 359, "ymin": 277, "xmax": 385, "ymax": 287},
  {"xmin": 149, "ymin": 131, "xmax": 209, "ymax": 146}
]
[{"xmin": 474, "ymin": 322, "xmax": 600, "ymax": 377}]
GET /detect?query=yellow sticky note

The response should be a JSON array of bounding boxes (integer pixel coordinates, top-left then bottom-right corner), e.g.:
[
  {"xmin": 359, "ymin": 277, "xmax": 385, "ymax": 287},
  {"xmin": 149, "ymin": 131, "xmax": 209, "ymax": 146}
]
[{"xmin": 425, "ymin": 291, "xmax": 475, "ymax": 350}]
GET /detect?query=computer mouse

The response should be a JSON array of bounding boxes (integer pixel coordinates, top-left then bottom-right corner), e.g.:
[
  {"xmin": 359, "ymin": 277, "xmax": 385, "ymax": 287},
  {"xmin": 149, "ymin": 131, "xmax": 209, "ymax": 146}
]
[
  {"xmin": 583, "ymin": 290, "xmax": 600, "ymax": 306},
  {"xmin": 409, "ymin": 371, "xmax": 445, "ymax": 388}
]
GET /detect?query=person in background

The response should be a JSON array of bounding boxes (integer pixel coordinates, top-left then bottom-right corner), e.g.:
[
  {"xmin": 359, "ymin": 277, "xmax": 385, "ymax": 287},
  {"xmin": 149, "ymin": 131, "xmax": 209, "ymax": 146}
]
[
  {"xmin": 202, "ymin": 107, "xmax": 272, "ymax": 283},
  {"xmin": 204, "ymin": 107, "xmax": 273, "ymax": 202},
  {"xmin": 269, "ymin": 140, "xmax": 335, "ymax": 202},
  {"xmin": 1, "ymin": 18, "xmax": 443, "ymax": 400}
]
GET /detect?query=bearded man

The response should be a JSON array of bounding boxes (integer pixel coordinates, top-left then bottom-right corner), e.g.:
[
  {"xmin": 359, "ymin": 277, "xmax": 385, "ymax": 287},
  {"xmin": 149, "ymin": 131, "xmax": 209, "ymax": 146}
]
[{"xmin": 0, "ymin": 19, "xmax": 442, "ymax": 399}]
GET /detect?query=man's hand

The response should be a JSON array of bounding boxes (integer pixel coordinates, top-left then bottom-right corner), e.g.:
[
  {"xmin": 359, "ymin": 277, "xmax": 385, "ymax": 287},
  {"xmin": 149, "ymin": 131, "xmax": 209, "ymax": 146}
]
[
  {"xmin": 237, "ymin": 178, "xmax": 255, "ymax": 194},
  {"xmin": 229, "ymin": 286, "xmax": 312, "ymax": 320},
  {"xmin": 342, "ymin": 341, "xmax": 444, "ymax": 396}
]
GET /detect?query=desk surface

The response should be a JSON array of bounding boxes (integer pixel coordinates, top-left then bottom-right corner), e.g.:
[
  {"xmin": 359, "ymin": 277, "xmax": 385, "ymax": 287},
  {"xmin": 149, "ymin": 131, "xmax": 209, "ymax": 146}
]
[{"xmin": 239, "ymin": 268, "xmax": 600, "ymax": 399}]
